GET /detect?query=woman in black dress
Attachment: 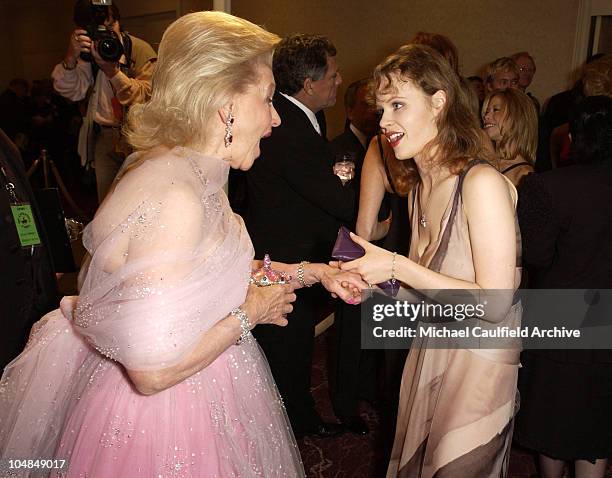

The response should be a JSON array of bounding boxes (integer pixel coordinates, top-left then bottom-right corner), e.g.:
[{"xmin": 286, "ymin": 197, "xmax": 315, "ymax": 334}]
[{"xmin": 515, "ymin": 95, "xmax": 612, "ymax": 478}]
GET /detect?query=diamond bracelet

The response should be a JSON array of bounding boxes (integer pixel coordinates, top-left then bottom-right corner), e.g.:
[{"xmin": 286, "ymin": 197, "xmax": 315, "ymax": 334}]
[{"xmin": 231, "ymin": 307, "xmax": 252, "ymax": 345}]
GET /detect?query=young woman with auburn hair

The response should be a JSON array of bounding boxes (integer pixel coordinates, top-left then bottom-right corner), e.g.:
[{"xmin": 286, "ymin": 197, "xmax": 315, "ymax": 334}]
[
  {"xmin": 340, "ymin": 44, "xmax": 522, "ymax": 477},
  {"xmin": 355, "ymin": 34, "xmax": 469, "ymax": 457},
  {"xmin": 357, "ymin": 32, "xmax": 492, "ymax": 244}
]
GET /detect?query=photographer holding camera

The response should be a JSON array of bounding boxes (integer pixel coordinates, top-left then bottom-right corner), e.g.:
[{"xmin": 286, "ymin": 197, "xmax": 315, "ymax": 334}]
[{"xmin": 52, "ymin": 0, "xmax": 156, "ymax": 203}]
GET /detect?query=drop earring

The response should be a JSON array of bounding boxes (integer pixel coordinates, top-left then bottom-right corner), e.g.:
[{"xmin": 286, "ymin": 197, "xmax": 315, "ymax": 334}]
[{"xmin": 224, "ymin": 106, "xmax": 234, "ymax": 148}]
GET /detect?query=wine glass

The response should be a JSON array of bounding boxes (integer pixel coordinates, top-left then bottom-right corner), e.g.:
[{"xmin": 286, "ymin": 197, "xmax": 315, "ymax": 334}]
[{"xmin": 333, "ymin": 153, "xmax": 356, "ymax": 185}]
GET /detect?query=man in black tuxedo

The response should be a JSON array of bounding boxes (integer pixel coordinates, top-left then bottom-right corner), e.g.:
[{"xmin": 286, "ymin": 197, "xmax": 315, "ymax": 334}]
[
  {"xmin": 244, "ymin": 34, "xmax": 353, "ymax": 438},
  {"xmin": 329, "ymin": 79, "xmax": 380, "ymax": 435},
  {"xmin": 0, "ymin": 128, "xmax": 59, "ymax": 369}
]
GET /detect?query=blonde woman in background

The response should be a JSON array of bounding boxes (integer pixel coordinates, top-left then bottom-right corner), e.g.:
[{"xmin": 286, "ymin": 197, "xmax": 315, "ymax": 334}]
[{"xmin": 482, "ymin": 88, "xmax": 537, "ymax": 187}]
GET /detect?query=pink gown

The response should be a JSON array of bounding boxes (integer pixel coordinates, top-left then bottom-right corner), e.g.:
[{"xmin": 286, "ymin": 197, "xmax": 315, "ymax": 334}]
[{"xmin": 0, "ymin": 147, "xmax": 305, "ymax": 477}]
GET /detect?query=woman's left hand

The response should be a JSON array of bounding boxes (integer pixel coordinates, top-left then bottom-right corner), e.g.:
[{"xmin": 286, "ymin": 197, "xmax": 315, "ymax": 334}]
[{"xmin": 339, "ymin": 232, "xmax": 396, "ymax": 285}]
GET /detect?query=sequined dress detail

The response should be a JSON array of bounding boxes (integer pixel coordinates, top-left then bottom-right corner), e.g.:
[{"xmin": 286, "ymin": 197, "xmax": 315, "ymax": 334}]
[{"xmin": 0, "ymin": 147, "xmax": 304, "ymax": 477}]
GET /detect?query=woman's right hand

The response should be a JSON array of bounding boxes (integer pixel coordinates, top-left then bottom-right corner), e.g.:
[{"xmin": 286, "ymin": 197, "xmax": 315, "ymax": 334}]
[{"xmin": 242, "ymin": 283, "xmax": 296, "ymax": 328}]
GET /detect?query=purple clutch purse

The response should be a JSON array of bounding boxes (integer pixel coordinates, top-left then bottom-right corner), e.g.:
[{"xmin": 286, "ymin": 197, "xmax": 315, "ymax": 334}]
[{"xmin": 331, "ymin": 226, "xmax": 400, "ymax": 297}]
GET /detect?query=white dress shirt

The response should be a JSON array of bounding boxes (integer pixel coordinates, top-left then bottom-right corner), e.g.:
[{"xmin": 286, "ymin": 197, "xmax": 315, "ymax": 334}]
[{"xmin": 52, "ymin": 62, "xmax": 120, "ymax": 127}]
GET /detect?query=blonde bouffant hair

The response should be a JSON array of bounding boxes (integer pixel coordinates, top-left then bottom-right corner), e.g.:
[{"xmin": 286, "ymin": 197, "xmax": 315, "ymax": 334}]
[{"xmin": 125, "ymin": 11, "xmax": 280, "ymax": 152}]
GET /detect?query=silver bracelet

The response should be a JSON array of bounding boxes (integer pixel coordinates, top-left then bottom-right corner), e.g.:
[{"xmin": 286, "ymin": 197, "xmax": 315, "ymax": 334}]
[
  {"xmin": 391, "ymin": 252, "xmax": 397, "ymax": 283},
  {"xmin": 231, "ymin": 307, "xmax": 252, "ymax": 345},
  {"xmin": 297, "ymin": 261, "xmax": 312, "ymax": 288}
]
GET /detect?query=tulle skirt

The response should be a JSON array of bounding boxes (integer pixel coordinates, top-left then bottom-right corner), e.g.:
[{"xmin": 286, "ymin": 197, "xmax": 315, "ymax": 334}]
[{"xmin": 1, "ymin": 309, "xmax": 304, "ymax": 477}]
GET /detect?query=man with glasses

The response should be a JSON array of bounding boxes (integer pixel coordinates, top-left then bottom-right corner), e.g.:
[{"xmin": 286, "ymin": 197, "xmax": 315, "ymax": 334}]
[{"xmin": 512, "ymin": 51, "xmax": 540, "ymax": 113}]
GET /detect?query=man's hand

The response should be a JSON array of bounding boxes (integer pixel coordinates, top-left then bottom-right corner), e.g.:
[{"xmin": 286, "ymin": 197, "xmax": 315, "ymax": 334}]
[{"xmin": 92, "ymin": 42, "xmax": 120, "ymax": 79}]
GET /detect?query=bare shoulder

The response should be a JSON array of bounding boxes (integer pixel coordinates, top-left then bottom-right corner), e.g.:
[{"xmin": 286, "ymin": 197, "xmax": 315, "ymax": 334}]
[
  {"xmin": 365, "ymin": 136, "xmax": 383, "ymax": 162},
  {"xmin": 380, "ymin": 135, "xmax": 394, "ymax": 157},
  {"xmin": 366, "ymin": 135, "xmax": 394, "ymax": 161},
  {"xmin": 368, "ymin": 135, "xmax": 380, "ymax": 149},
  {"xmin": 462, "ymin": 162, "xmax": 515, "ymax": 209},
  {"xmin": 364, "ymin": 136, "xmax": 393, "ymax": 190},
  {"xmin": 463, "ymin": 162, "xmax": 507, "ymax": 190}
]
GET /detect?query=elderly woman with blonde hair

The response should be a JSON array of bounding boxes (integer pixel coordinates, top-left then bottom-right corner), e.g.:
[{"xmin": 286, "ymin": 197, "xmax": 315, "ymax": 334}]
[{"xmin": 0, "ymin": 11, "xmax": 365, "ymax": 477}]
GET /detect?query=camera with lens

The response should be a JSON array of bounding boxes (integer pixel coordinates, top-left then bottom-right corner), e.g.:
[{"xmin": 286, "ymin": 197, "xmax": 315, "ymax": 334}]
[{"xmin": 73, "ymin": 0, "xmax": 123, "ymax": 63}]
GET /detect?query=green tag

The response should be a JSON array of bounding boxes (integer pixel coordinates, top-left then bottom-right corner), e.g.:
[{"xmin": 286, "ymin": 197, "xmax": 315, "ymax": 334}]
[{"xmin": 10, "ymin": 204, "xmax": 42, "ymax": 247}]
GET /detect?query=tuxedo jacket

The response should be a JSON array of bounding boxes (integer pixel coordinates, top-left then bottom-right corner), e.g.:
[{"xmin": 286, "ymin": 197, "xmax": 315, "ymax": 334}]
[
  {"xmin": 244, "ymin": 93, "xmax": 355, "ymax": 264},
  {"xmin": 0, "ymin": 128, "xmax": 59, "ymax": 368}
]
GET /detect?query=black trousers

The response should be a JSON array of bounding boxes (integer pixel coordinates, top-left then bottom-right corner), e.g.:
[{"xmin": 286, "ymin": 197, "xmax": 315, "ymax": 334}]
[
  {"xmin": 330, "ymin": 299, "xmax": 379, "ymax": 418},
  {"xmin": 253, "ymin": 285, "xmax": 325, "ymax": 433}
]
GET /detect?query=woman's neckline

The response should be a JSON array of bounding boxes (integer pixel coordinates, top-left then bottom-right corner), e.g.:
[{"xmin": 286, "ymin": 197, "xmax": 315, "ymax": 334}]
[{"xmin": 412, "ymin": 175, "xmax": 459, "ymax": 264}]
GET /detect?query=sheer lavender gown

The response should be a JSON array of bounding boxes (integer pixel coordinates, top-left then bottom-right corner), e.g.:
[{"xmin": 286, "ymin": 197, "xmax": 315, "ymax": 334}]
[
  {"xmin": 0, "ymin": 147, "xmax": 305, "ymax": 477},
  {"xmin": 387, "ymin": 161, "xmax": 522, "ymax": 478}
]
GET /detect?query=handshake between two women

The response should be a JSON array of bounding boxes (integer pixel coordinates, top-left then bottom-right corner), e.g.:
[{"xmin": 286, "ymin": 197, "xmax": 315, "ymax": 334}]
[{"xmin": 244, "ymin": 252, "xmax": 373, "ymax": 330}]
